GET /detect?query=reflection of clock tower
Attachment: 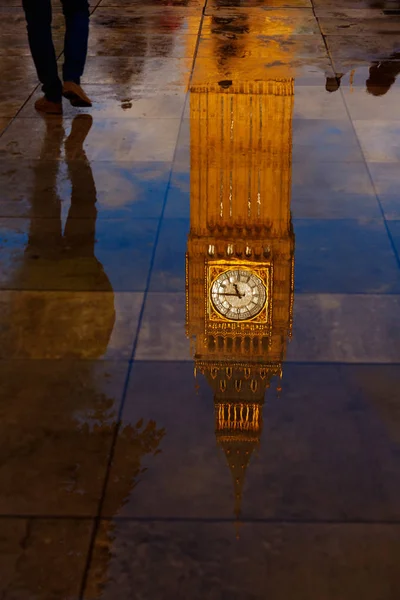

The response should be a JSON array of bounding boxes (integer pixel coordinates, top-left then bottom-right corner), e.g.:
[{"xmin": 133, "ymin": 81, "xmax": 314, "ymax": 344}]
[{"xmin": 186, "ymin": 77, "xmax": 295, "ymax": 518}]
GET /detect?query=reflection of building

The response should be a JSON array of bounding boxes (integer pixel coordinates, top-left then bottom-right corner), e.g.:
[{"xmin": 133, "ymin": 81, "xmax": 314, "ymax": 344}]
[{"xmin": 186, "ymin": 76, "xmax": 295, "ymax": 519}]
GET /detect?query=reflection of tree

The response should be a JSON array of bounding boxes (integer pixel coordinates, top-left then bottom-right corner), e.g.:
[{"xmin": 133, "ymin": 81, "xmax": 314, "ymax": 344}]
[
  {"xmin": 105, "ymin": 418, "xmax": 166, "ymax": 515},
  {"xmin": 4, "ymin": 397, "xmax": 166, "ymax": 599},
  {"xmin": 84, "ymin": 419, "xmax": 166, "ymax": 599}
]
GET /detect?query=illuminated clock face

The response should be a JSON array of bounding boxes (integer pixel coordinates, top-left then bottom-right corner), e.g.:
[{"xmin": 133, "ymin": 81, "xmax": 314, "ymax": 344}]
[{"xmin": 211, "ymin": 269, "xmax": 267, "ymax": 321}]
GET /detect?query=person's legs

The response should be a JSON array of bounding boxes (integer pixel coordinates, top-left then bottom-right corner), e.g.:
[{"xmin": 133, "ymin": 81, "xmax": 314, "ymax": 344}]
[
  {"xmin": 61, "ymin": 0, "xmax": 90, "ymax": 84},
  {"xmin": 60, "ymin": 0, "xmax": 92, "ymax": 106},
  {"xmin": 22, "ymin": 0, "xmax": 62, "ymax": 103}
]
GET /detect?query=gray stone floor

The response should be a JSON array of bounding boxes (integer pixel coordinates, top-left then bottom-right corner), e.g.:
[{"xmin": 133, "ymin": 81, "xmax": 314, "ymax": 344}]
[{"xmin": 1, "ymin": 0, "xmax": 400, "ymax": 598}]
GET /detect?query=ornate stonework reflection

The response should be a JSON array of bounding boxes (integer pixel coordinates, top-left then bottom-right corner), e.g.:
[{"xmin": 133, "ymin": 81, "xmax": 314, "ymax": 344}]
[{"xmin": 186, "ymin": 74, "xmax": 295, "ymax": 519}]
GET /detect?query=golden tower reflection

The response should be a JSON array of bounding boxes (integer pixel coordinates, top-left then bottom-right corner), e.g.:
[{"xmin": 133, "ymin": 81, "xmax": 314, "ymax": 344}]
[{"xmin": 186, "ymin": 63, "xmax": 295, "ymax": 519}]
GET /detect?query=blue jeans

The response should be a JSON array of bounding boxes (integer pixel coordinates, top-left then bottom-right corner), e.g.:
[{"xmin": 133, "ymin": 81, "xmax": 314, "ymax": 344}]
[{"xmin": 22, "ymin": 0, "xmax": 90, "ymax": 102}]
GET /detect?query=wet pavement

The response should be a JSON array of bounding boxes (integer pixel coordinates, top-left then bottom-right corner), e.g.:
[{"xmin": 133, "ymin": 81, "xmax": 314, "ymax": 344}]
[{"xmin": 1, "ymin": 0, "xmax": 400, "ymax": 598}]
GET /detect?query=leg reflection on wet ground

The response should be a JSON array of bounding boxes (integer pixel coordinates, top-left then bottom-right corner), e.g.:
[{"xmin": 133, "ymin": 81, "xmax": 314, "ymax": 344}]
[{"xmin": 1, "ymin": 0, "xmax": 400, "ymax": 597}]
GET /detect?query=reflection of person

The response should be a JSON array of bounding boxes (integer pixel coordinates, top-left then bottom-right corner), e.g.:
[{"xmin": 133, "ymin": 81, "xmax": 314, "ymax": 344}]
[
  {"xmin": 326, "ymin": 52, "xmax": 400, "ymax": 96},
  {"xmin": 27, "ymin": 116, "xmax": 99, "ymax": 267},
  {"xmin": 9, "ymin": 114, "xmax": 115, "ymax": 358},
  {"xmin": 366, "ymin": 56, "xmax": 400, "ymax": 95},
  {"xmin": 0, "ymin": 114, "xmax": 165, "ymax": 596},
  {"xmin": 325, "ymin": 75, "xmax": 343, "ymax": 93},
  {"xmin": 22, "ymin": 0, "xmax": 92, "ymax": 114}
]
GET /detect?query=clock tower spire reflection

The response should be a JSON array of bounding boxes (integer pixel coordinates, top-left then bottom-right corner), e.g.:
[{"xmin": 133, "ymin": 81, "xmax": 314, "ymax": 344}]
[{"xmin": 186, "ymin": 72, "xmax": 295, "ymax": 520}]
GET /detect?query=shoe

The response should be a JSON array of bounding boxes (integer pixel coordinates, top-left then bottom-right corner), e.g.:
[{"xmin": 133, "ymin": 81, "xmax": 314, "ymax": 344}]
[
  {"xmin": 63, "ymin": 81, "xmax": 92, "ymax": 107},
  {"xmin": 65, "ymin": 114, "xmax": 93, "ymax": 157},
  {"xmin": 34, "ymin": 96, "xmax": 63, "ymax": 115}
]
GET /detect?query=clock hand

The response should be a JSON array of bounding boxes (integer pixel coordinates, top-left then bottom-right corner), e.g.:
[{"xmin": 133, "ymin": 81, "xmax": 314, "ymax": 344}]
[
  {"xmin": 233, "ymin": 283, "xmax": 244, "ymax": 299},
  {"xmin": 221, "ymin": 292, "xmax": 243, "ymax": 297}
]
